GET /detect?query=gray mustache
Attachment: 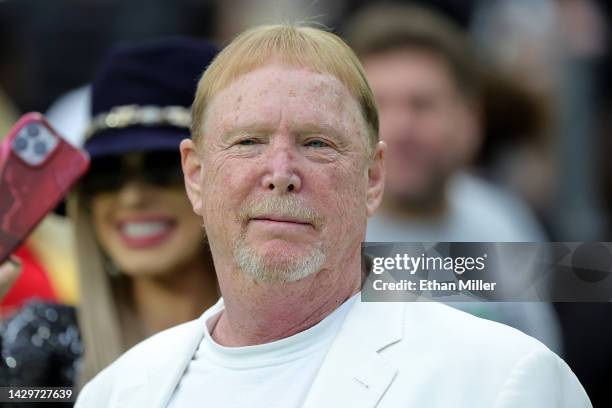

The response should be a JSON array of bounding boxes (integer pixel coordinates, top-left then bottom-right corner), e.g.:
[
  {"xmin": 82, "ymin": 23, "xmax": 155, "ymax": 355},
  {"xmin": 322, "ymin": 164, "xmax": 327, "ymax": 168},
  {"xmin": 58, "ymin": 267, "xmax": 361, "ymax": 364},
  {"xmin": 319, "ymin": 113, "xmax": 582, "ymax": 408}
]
[{"xmin": 238, "ymin": 196, "xmax": 324, "ymax": 228}]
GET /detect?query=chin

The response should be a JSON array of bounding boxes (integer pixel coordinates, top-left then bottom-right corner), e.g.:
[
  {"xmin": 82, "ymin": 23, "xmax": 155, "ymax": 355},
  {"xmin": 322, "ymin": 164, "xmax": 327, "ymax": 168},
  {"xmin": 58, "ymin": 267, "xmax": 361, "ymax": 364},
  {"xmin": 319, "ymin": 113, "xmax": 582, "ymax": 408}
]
[
  {"xmin": 262, "ymin": 241, "xmax": 319, "ymax": 263},
  {"xmin": 119, "ymin": 260, "xmax": 172, "ymax": 277},
  {"xmin": 234, "ymin": 240, "xmax": 326, "ymax": 284},
  {"xmin": 388, "ymin": 180, "xmax": 431, "ymax": 202},
  {"xmin": 112, "ymin": 246, "xmax": 178, "ymax": 276}
]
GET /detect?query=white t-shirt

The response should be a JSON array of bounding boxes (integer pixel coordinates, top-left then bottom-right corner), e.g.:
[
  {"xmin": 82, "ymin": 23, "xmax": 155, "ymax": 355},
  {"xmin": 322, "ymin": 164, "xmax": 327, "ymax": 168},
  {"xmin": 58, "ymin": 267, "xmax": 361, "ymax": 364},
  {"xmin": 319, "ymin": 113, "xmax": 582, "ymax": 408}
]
[
  {"xmin": 366, "ymin": 173, "xmax": 546, "ymax": 243},
  {"xmin": 167, "ymin": 294, "xmax": 358, "ymax": 408}
]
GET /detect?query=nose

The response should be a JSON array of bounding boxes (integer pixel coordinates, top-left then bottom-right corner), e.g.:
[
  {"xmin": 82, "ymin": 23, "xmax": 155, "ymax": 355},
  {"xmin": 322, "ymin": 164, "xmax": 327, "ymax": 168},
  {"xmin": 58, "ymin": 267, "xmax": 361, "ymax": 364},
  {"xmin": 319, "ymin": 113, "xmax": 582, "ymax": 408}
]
[
  {"xmin": 261, "ymin": 138, "xmax": 302, "ymax": 194},
  {"xmin": 116, "ymin": 179, "xmax": 150, "ymax": 207}
]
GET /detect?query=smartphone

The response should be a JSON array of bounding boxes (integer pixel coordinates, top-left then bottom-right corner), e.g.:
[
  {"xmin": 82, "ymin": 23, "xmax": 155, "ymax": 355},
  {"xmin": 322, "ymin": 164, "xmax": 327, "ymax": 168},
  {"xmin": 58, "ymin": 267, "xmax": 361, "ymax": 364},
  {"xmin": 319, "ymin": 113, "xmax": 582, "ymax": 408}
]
[{"xmin": 0, "ymin": 112, "xmax": 90, "ymax": 263}]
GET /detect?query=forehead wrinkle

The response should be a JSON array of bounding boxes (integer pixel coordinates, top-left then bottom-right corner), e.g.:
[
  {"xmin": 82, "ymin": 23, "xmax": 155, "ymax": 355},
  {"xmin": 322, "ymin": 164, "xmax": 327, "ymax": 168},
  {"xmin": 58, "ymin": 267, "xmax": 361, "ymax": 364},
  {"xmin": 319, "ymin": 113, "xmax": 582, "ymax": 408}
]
[{"xmin": 206, "ymin": 64, "xmax": 368, "ymax": 147}]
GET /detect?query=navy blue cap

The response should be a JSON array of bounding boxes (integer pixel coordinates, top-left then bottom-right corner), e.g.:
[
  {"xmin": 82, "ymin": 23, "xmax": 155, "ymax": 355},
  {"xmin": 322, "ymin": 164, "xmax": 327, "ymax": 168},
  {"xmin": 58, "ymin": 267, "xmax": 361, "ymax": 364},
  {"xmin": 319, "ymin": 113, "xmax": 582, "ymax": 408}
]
[{"xmin": 84, "ymin": 37, "xmax": 218, "ymax": 158}]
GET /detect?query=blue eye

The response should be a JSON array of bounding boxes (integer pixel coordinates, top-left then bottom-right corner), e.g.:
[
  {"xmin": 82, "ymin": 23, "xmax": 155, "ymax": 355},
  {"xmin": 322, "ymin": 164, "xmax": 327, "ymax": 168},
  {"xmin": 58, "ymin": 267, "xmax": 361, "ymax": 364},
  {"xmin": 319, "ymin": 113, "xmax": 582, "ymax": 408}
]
[{"xmin": 305, "ymin": 139, "xmax": 330, "ymax": 148}]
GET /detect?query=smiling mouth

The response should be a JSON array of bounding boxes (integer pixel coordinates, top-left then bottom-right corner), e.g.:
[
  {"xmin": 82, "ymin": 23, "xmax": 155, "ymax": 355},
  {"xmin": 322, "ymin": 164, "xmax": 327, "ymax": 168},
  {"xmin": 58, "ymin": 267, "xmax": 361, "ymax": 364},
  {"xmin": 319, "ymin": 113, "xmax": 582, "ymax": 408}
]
[{"xmin": 116, "ymin": 220, "xmax": 177, "ymax": 248}]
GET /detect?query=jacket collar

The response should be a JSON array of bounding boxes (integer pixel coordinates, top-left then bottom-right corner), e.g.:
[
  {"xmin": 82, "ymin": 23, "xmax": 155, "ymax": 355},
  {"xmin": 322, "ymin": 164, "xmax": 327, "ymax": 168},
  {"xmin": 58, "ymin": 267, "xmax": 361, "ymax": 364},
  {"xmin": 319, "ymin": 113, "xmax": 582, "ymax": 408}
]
[{"xmin": 302, "ymin": 297, "xmax": 403, "ymax": 408}]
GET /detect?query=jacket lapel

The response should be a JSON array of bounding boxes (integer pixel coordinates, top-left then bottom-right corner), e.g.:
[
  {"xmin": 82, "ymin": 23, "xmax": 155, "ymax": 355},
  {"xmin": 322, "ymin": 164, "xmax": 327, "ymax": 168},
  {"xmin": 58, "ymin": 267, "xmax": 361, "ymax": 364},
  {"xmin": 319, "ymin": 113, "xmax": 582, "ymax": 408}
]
[
  {"xmin": 302, "ymin": 299, "xmax": 404, "ymax": 408},
  {"xmin": 115, "ymin": 313, "xmax": 209, "ymax": 408}
]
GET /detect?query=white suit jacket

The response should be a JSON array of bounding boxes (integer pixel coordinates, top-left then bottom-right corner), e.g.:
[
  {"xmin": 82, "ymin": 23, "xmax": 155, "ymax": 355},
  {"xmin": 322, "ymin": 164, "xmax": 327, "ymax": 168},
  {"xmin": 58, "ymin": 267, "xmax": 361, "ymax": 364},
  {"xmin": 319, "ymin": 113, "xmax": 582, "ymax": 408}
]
[{"xmin": 75, "ymin": 299, "xmax": 591, "ymax": 407}]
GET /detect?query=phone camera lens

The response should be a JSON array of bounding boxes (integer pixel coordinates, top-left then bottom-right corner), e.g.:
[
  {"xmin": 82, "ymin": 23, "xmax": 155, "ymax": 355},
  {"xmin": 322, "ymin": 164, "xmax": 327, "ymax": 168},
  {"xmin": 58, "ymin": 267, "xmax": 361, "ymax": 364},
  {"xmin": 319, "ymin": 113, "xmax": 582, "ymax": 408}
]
[
  {"xmin": 14, "ymin": 137, "xmax": 28, "ymax": 152},
  {"xmin": 26, "ymin": 125, "xmax": 40, "ymax": 138},
  {"xmin": 34, "ymin": 141, "xmax": 47, "ymax": 155}
]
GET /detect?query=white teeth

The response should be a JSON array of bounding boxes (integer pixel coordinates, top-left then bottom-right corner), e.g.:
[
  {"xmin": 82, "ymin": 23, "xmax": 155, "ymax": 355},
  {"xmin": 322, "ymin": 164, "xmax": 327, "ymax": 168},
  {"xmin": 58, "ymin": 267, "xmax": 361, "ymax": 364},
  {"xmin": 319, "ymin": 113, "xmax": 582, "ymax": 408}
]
[{"xmin": 121, "ymin": 222, "xmax": 170, "ymax": 238}]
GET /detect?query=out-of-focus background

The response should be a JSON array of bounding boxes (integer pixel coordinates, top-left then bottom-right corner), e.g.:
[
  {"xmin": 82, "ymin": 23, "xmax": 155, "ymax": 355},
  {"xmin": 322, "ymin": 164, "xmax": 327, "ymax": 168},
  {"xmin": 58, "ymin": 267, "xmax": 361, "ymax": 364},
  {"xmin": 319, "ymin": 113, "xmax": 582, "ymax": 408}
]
[
  {"xmin": 0, "ymin": 0, "xmax": 610, "ymax": 406},
  {"xmin": 1, "ymin": 0, "xmax": 611, "ymax": 241}
]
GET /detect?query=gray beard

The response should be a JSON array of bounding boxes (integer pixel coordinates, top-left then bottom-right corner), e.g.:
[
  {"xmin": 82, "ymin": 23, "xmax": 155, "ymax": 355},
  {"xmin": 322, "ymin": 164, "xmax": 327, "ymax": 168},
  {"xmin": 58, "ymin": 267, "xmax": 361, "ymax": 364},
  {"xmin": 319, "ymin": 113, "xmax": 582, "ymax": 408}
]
[{"xmin": 233, "ymin": 236, "xmax": 326, "ymax": 283}]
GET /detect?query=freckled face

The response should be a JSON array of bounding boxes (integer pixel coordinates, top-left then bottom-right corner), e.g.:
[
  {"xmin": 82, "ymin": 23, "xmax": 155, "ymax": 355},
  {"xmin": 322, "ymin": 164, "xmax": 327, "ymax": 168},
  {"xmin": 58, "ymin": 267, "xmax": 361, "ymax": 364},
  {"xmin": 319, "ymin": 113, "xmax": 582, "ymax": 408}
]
[{"xmin": 198, "ymin": 64, "xmax": 371, "ymax": 282}]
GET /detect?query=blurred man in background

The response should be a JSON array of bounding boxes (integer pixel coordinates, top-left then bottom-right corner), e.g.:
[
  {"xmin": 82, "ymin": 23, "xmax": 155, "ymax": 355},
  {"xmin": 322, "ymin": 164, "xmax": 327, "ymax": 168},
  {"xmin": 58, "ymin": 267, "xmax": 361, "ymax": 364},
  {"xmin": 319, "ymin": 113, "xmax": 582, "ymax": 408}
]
[
  {"xmin": 345, "ymin": 4, "xmax": 545, "ymax": 243},
  {"xmin": 344, "ymin": 4, "xmax": 562, "ymax": 353}
]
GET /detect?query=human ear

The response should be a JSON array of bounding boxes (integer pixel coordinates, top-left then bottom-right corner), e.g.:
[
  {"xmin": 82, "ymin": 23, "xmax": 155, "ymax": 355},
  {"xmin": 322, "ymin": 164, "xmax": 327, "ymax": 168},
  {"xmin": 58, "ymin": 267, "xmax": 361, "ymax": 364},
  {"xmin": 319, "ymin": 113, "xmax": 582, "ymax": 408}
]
[
  {"xmin": 366, "ymin": 141, "xmax": 386, "ymax": 217},
  {"xmin": 180, "ymin": 138, "xmax": 204, "ymax": 215}
]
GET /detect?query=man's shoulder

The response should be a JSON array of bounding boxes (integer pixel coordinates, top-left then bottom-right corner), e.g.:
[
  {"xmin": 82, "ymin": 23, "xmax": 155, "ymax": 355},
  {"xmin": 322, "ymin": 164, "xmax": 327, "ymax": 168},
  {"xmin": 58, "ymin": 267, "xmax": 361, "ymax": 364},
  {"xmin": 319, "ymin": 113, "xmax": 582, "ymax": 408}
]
[
  {"xmin": 408, "ymin": 301, "xmax": 546, "ymax": 349},
  {"xmin": 77, "ymin": 316, "xmax": 206, "ymax": 404},
  {"xmin": 450, "ymin": 173, "xmax": 546, "ymax": 241},
  {"xmin": 340, "ymin": 300, "xmax": 590, "ymax": 406},
  {"xmin": 351, "ymin": 300, "xmax": 550, "ymax": 359}
]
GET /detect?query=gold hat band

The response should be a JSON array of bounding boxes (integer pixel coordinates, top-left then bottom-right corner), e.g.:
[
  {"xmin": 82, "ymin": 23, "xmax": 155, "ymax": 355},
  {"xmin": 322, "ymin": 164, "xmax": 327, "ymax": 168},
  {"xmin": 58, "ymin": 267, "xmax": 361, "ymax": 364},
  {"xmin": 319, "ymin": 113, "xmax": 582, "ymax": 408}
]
[{"xmin": 85, "ymin": 104, "xmax": 191, "ymax": 141}]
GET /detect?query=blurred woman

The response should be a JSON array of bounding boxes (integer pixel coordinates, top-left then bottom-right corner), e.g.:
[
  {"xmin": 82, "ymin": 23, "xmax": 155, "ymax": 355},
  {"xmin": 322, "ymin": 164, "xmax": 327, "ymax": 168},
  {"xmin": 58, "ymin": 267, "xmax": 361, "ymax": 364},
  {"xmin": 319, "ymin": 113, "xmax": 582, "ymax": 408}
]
[{"xmin": 0, "ymin": 37, "xmax": 219, "ymax": 390}]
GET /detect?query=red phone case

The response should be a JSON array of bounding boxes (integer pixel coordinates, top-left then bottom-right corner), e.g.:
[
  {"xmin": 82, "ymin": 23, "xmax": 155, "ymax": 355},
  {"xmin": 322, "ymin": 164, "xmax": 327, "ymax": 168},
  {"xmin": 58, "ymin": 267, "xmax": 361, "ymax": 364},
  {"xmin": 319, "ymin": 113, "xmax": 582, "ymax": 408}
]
[{"xmin": 0, "ymin": 112, "xmax": 90, "ymax": 263}]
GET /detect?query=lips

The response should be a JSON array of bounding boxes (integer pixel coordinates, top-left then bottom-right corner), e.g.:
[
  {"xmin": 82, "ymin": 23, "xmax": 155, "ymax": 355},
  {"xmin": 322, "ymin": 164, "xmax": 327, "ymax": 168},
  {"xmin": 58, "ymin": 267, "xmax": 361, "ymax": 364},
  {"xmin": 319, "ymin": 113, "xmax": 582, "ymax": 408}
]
[
  {"xmin": 248, "ymin": 215, "xmax": 315, "ymax": 237},
  {"xmin": 116, "ymin": 218, "xmax": 176, "ymax": 248},
  {"xmin": 252, "ymin": 215, "xmax": 311, "ymax": 226}
]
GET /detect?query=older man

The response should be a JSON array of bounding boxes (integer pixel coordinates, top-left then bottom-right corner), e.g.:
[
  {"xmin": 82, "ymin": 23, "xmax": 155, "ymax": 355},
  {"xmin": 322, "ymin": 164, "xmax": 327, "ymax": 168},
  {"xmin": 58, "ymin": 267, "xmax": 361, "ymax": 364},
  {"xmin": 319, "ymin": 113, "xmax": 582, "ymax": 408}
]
[{"xmin": 75, "ymin": 25, "xmax": 591, "ymax": 407}]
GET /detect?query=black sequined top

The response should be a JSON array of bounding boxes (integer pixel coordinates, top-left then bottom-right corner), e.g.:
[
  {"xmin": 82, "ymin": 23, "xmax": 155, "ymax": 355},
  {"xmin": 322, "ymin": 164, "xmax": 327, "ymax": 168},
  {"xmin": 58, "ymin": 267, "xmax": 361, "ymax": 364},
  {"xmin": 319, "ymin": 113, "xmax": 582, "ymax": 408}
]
[{"xmin": 0, "ymin": 302, "xmax": 82, "ymax": 391}]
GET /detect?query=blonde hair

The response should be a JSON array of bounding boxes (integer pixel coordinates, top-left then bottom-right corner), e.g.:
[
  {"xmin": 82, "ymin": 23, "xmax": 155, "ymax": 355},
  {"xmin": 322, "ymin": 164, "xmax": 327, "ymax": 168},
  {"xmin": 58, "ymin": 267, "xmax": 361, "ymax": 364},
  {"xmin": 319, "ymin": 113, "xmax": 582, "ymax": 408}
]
[
  {"xmin": 69, "ymin": 193, "xmax": 143, "ymax": 387},
  {"xmin": 191, "ymin": 24, "xmax": 379, "ymax": 151}
]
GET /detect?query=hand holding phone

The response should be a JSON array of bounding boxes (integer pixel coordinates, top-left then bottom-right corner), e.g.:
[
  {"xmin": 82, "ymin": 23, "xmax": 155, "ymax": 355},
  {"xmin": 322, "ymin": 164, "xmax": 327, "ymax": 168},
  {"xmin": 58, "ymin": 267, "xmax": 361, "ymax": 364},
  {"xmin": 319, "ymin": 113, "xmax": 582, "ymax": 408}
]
[{"xmin": 0, "ymin": 112, "xmax": 90, "ymax": 264}]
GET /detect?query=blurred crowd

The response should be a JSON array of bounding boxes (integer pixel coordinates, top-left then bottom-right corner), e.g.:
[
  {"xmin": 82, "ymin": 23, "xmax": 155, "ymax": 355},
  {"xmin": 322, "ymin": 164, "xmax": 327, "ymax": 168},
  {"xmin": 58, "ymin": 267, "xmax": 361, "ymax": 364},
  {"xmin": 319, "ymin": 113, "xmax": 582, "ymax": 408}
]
[{"xmin": 0, "ymin": 0, "xmax": 610, "ymax": 406}]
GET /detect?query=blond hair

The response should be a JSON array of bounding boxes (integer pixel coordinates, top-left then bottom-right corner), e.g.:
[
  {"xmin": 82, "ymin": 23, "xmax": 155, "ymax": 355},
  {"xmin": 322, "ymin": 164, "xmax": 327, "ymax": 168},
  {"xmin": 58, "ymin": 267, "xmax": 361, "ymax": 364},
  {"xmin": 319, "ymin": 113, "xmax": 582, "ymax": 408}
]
[
  {"xmin": 191, "ymin": 24, "xmax": 379, "ymax": 151},
  {"xmin": 69, "ymin": 193, "xmax": 143, "ymax": 387}
]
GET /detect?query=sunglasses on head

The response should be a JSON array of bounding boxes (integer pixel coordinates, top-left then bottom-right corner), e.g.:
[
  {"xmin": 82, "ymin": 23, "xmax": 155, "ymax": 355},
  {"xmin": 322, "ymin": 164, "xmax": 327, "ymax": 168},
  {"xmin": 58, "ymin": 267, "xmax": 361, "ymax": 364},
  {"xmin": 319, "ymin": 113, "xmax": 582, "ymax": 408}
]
[{"xmin": 80, "ymin": 151, "xmax": 184, "ymax": 195}]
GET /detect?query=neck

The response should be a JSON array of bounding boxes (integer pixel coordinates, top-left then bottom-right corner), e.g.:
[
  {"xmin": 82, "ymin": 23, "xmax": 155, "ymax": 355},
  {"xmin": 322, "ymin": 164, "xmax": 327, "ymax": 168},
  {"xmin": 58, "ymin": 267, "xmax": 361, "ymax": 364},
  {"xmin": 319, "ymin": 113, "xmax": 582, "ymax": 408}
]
[
  {"xmin": 382, "ymin": 188, "xmax": 449, "ymax": 220},
  {"xmin": 131, "ymin": 253, "xmax": 218, "ymax": 336},
  {"xmin": 212, "ymin": 243, "xmax": 363, "ymax": 347}
]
